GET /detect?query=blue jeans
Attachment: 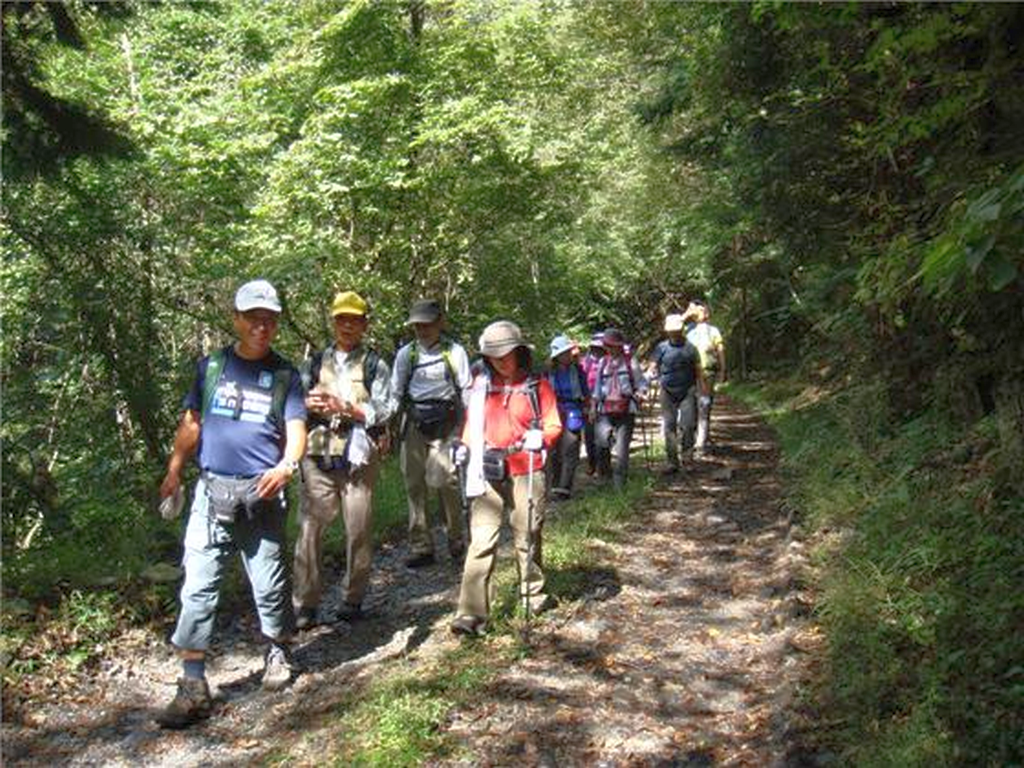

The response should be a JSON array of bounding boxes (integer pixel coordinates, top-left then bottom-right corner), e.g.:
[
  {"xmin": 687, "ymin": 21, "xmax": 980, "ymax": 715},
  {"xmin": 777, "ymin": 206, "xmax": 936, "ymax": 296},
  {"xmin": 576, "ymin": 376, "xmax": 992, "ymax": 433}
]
[{"xmin": 171, "ymin": 476, "xmax": 292, "ymax": 651}]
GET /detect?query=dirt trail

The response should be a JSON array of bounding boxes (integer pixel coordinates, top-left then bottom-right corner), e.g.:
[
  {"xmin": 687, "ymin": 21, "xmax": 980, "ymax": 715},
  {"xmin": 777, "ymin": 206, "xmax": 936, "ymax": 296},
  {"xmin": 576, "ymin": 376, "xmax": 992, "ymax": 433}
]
[{"xmin": 2, "ymin": 397, "xmax": 819, "ymax": 766}]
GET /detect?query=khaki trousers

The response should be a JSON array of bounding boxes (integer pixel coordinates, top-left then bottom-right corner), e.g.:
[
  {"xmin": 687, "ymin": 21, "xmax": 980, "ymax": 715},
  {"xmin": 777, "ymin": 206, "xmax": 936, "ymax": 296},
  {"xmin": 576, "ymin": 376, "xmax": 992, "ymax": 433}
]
[
  {"xmin": 456, "ymin": 471, "xmax": 547, "ymax": 620},
  {"xmin": 400, "ymin": 425, "xmax": 464, "ymax": 557},
  {"xmin": 293, "ymin": 454, "xmax": 378, "ymax": 610}
]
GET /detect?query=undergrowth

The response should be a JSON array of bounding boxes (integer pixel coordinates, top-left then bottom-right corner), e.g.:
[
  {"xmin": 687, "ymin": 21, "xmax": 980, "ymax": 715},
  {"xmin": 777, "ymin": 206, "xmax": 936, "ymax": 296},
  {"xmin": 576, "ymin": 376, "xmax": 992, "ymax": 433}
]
[{"xmin": 732, "ymin": 380, "xmax": 1024, "ymax": 766}]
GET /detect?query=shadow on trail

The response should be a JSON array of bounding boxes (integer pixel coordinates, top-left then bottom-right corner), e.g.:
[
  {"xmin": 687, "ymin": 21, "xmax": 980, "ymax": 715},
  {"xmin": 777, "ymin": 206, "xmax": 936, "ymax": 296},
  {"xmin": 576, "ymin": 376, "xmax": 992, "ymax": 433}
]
[{"xmin": 447, "ymin": 395, "xmax": 810, "ymax": 765}]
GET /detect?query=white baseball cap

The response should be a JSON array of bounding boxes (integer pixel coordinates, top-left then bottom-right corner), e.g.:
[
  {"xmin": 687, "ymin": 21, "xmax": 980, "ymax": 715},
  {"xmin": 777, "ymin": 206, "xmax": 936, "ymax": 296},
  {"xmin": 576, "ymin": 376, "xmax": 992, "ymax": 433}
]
[{"xmin": 235, "ymin": 280, "xmax": 282, "ymax": 313}]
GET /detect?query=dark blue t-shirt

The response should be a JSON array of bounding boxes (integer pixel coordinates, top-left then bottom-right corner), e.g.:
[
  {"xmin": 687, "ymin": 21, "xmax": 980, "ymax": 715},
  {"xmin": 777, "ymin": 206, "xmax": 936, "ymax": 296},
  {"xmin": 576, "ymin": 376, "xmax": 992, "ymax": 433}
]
[
  {"xmin": 653, "ymin": 339, "xmax": 700, "ymax": 398},
  {"xmin": 183, "ymin": 346, "xmax": 306, "ymax": 476}
]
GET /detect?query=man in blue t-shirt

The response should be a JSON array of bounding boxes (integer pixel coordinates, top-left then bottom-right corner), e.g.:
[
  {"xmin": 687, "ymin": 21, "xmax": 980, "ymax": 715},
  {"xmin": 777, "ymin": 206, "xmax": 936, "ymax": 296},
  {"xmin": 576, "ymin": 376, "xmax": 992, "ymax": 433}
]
[
  {"xmin": 155, "ymin": 279, "xmax": 307, "ymax": 729},
  {"xmin": 652, "ymin": 313, "xmax": 706, "ymax": 473}
]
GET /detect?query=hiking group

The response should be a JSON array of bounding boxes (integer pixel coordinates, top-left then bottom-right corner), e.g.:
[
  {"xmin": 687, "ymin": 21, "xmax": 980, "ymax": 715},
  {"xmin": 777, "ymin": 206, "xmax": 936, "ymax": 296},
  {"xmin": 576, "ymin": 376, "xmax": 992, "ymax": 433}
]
[{"xmin": 155, "ymin": 279, "xmax": 725, "ymax": 728}]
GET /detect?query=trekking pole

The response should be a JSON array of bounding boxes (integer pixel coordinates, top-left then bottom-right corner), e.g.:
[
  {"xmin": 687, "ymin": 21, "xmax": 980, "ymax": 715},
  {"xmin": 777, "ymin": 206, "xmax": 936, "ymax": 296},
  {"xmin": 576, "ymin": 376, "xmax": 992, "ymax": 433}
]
[
  {"xmin": 456, "ymin": 449, "xmax": 470, "ymax": 557},
  {"xmin": 638, "ymin": 395, "xmax": 651, "ymax": 473},
  {"xmin": 523, "ymin": 450, "xmax": 535, "ymax": 644}
]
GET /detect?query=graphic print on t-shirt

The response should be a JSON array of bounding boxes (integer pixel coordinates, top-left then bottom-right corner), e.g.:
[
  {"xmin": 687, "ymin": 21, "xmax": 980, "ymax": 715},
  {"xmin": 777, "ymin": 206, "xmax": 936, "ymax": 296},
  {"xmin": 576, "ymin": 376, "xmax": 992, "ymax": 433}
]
[{"xmin": 208, "ymin": 370, "xmax": 277, "ymax": 424}]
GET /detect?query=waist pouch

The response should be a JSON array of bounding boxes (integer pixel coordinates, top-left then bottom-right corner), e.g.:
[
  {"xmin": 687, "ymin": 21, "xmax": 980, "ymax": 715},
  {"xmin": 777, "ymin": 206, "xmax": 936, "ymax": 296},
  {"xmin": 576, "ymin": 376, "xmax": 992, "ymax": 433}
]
[
  {"xmin": 203, "ymin": 473, "xmax": 269, "ymax": 524},
  {"xmin": 561, "ymin": 403, "xmax": 585, "ymax": 433},
  {"xmin": 482, "ymin": 448, "xmax": 508, "ymax": 483},
  {"xmin": 315, "ymin": 454, "xmax": 350, "ymax": 473},
  {"xmin": 602, "ymin": 397, "xmax": 630, "ymax": 416},
  {"xmin": 410, "ymin": 399, "xmax": 457, "ymax": 440}
]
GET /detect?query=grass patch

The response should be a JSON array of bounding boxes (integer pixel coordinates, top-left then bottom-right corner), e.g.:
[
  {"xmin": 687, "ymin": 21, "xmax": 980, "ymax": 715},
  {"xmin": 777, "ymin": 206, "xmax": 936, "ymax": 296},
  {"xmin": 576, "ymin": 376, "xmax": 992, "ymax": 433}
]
[
  {"xmin": 332, "ymin": 644, "xmax": 499, "ymax": 766},
  {"xmin": 734, "ymin": 379, "xmax": 1024, "ymax": 766}
]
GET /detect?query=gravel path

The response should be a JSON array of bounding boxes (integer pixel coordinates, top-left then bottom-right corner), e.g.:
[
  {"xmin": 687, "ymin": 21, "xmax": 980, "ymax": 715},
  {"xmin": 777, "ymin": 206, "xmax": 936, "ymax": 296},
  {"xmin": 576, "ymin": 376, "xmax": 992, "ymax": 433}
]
[{"xmin": 2, "ymin": 397, "xmax": 820, "ymax": 766}]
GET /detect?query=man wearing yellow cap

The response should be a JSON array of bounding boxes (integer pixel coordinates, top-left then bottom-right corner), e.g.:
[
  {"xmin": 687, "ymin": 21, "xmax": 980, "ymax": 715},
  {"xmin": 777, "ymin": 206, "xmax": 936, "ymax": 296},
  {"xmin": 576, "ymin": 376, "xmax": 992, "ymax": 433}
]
[{"xmin": 292, "ymin": 291, "xmax": 394, "ymax": 629}]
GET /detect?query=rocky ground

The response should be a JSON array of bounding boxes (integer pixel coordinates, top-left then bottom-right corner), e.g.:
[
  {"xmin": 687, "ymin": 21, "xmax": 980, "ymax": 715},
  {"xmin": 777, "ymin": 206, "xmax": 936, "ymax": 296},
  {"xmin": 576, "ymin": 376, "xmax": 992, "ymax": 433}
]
[{"xmin": 2, "ymin": 397, "xmax": 822, "ymax": 766}]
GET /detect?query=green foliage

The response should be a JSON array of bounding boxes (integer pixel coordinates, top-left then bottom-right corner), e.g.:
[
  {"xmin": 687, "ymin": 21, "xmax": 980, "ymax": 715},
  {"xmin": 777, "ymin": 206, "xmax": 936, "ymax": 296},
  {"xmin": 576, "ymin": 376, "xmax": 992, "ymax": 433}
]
[{"xmin": 742, "ymin": 381, "xmax": 1024, "ymax": 765}]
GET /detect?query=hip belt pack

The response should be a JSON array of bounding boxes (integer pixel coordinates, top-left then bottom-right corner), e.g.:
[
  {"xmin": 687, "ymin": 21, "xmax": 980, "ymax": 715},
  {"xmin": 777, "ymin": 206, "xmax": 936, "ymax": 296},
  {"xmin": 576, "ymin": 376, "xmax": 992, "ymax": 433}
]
[{"xmin": 203, "ymin": 472, "xmax": 272, "ymax": 523}]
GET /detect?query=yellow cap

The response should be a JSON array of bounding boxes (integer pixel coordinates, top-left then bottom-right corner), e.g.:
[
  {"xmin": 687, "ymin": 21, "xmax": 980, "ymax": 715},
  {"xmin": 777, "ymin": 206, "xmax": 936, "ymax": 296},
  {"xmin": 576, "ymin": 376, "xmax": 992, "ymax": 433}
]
[{"xmin": 331, "ymin": 291, "xmax": 369, "ymax": 317}]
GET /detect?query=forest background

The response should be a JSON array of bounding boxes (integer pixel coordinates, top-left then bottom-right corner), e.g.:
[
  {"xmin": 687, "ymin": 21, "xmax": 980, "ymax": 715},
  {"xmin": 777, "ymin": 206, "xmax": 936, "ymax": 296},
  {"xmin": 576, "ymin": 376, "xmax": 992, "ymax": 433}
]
[{"xmin": 3, "ymin": 1, "xmax": 1023, "ymax": 764}]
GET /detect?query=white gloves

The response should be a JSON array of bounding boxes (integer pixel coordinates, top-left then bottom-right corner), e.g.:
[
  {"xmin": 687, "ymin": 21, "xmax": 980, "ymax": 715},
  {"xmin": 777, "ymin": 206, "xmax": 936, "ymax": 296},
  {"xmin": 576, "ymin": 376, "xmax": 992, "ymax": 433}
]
[
  {"xmin": 699, "ymin": 395, "xmax": 712, "ymax": 409},
  {"xmin": 522, "ymin": 429, "xmax": 544, "ymax": 452},
  {"xmin": 451, "ymin": 441, "xmax": 470, "ymax": 467}
]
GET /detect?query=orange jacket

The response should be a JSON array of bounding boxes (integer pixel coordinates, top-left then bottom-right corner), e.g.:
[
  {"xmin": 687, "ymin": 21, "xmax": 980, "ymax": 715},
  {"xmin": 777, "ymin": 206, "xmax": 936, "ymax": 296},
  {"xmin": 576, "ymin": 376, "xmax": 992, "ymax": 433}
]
[{"xmin": 462, "ymin": 372, "xmax": 562, "ymax": 476}]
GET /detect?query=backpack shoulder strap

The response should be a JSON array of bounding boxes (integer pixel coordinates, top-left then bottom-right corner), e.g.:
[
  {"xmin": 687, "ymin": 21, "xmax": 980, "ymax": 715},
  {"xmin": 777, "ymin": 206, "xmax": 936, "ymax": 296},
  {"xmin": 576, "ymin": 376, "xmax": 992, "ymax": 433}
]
[
  {"xmin": 200, "ymin": 346, "xmax": 229, "ymax": 420},
  {"xmin": 439, "ymin": 337, "xmax": 457, "ymax": 385},
  {"xmin": 525, "ymin": 375, "xmax": 542, "ymax": 428},
  {"xmin": 269, "ymin": 352, "xmax": 292, "ymax": 428},
  {"xmin": 595, "ymin": 358, "xmax": 608, "ymax": 404},
  {"xmin": 363, "ymin": 348, "xmax": 380, "ymax": 389}
]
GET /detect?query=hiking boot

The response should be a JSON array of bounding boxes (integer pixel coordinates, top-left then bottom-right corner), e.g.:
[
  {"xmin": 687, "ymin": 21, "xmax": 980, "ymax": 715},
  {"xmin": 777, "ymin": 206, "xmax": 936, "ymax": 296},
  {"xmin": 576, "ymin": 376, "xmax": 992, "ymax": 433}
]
[
  {"xmin": 450, "ymin": 615, "xmax": 485, "ymax": 638},
  {"xmin": 405, "ymin": 552, "xmax": 436, "ymax": 568},
  {"xmin": 155, "ymin": 676, "xmax": 212, "ymax": 729},
  {"xmin": 335, "ymin": 602, "xmax": 364, "ymax": 622},
  {"xmin": 295, "ymin": 606, "xmax": 318, "ymax": 631},
  {"xmin": 261, "ymin": 645, "xmax": 293, "ymax": 692}
]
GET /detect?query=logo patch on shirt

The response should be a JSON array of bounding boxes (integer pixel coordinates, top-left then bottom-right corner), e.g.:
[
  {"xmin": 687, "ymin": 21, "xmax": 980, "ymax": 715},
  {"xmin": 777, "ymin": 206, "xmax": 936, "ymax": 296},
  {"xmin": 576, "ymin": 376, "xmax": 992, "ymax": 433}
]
[{"xmin": 258, "ymin": 370, "xmax": 274, "ymax": 389}]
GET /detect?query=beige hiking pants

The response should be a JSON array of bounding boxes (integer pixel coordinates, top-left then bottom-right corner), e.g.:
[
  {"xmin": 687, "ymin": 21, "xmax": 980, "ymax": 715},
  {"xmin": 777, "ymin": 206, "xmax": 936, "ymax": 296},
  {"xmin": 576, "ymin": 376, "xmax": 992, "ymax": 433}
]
[
  {"xmin": 456, "ymin": 471, "xmax": 547, "ymax": 620},
  {"xmin": 400, "ymin": 425, "xmax": 464, "ymax": 558},
  {"xmin": 293, "ymin": 454, "xmax": 378, "ymax": 611}
]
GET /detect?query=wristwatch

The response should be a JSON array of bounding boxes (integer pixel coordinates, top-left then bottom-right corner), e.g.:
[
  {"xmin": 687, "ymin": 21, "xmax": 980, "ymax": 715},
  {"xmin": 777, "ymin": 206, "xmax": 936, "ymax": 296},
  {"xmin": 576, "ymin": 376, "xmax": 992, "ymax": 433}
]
[{"xmin": 281, "ymin": 459, "xmax": 299, "ymax": 474}]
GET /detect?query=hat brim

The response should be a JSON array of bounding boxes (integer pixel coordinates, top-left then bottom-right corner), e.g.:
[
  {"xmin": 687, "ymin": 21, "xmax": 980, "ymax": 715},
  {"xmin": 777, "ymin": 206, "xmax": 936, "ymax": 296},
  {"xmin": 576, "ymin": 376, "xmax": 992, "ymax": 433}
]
[
  {"xmin": 332, "ymin": 309, "xmax": 367, "ymax": 317},
  {"xmin": 237, "ymin": 300, "xmax": 282, "ymax": 313},
  {"xmin": 406, "ymin": 313, "xmax": 440, "ymax": 325},
  {"xmin": 483, "ymin": 341, "xmax": 532, "ymax": 358}
]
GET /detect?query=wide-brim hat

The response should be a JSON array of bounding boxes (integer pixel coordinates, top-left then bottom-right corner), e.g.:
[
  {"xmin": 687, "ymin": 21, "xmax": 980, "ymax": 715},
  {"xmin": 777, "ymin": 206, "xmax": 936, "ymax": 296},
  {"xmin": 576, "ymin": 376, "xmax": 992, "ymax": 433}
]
[
  {"xmin": 479, "ymin": 320, "xmax": 532, "ymax": 358},
  {"xmin": 406, "ymin": 299, "xmax": 442, "ymax": 325},
  {"xmin": 235, "ymin": 279, "xmax": 282, "ymax": 313},
  {"xmin": 549, "ymin": 334, "xmax": 574, "ymax": 359},
  {"xmin": 602, "ymin": 327, "xmax": 626, "ymax": 347},
  {"xmin": 331, "ymin": 291, "xmax": 369, "ymax": 317}
]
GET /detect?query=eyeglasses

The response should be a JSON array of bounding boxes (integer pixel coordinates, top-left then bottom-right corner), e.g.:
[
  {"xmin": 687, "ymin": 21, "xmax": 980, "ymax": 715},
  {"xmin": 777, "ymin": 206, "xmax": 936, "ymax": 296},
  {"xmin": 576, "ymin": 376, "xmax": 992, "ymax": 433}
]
[{"xmin": 240, "ymin": 311, "xmax": 279, "ymax": 328}]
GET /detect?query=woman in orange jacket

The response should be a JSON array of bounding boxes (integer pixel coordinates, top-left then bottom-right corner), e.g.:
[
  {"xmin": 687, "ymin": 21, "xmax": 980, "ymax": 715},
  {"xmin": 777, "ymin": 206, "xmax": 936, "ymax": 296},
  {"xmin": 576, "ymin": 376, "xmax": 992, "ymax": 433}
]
[{"xmin": 450, "ymin": 321, "xmax": 562, "ymax": 636}]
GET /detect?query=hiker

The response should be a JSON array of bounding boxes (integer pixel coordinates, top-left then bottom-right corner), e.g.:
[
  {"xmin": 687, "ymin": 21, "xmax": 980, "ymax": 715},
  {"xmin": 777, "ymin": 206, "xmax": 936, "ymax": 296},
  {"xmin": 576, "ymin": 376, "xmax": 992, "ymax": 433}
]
[
  {"xmin": 684, "ymin": 300, "xmax": 726, "ymax": 456},
  {"xmin": 390, "ymin": 299, "xmax": 472, "ymax": 567},
  {"xmin": 580, "ymin": 333, "xmax": 605, "ymax": 476},
  {"xmin": 450, "ymin": 321, "xmax": 562, "ymax": 637},
  {"xmin": 292, "ymin": 291, "xmax": 393, "ymax": 629},
  {"xmin": 546, "ymin": 334, "xmax": 589, "ymax": 500},
  {"xmin": 156, "ymin": 280, "xmax": 307, "ymax": 728},
  {"xmin": 591, "ymin": 327, "xmax": 648, "ymax": 489},
  {"xmin": 652, "ymin": 313, "xmax": 706, "ymax": 472}
]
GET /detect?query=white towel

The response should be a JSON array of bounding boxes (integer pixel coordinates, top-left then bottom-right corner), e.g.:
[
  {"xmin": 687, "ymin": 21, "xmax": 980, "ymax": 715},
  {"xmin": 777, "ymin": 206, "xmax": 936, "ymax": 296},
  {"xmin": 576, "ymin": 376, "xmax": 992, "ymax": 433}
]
[
  {"xmin": 464, "ymin": 375, "xmax": 489, "ymax": 498},
  {"xmin": 347, "ymin": 424, "xmax": 372, "ymax": 468}
]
